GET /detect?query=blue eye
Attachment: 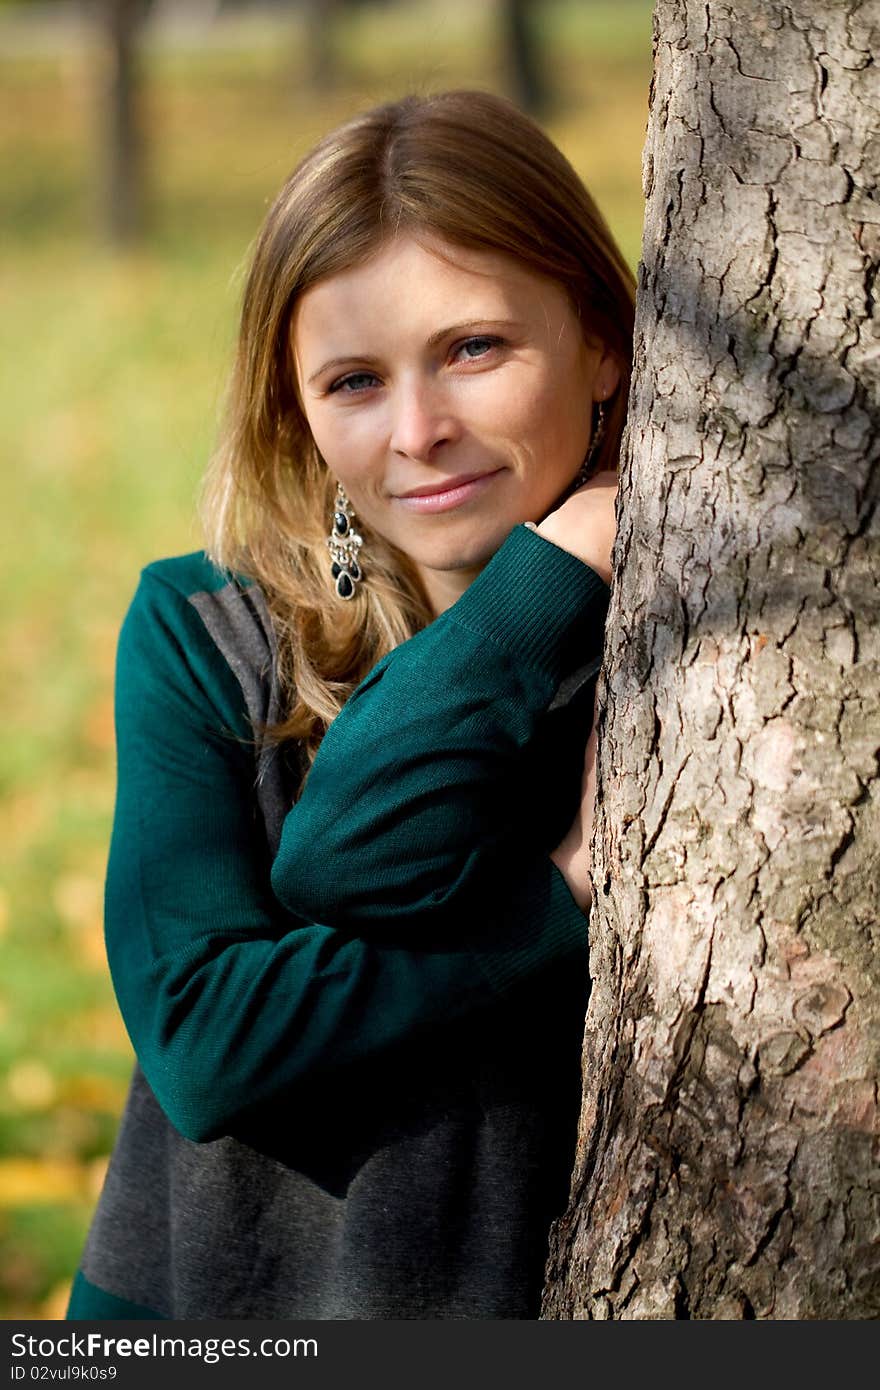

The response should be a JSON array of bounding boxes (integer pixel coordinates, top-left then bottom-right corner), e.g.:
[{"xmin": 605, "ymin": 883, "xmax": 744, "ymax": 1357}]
[
  {"xmin": 457, "ymin": 337, "xmax": 498, "ymax": 359},
  {"xmin": 329, "ymin": 372, "xmax": 379, "ymax": 394}
]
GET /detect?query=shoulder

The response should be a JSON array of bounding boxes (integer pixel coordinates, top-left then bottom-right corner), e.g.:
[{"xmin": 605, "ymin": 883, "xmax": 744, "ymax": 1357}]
[
  {"xmin": 120, "ymin": 551, "xmax": 275, "ymax": 743},
  {"xmin": 128, "ymin": 549, "xmax": 267, "ymax": 657},
  {"xmin": 138, "ymin": 549, "xmax": 254, "ymax": 603},
  {"xmin": 118, "ymin": 545, "xmax": 250, "ymax": 662}
]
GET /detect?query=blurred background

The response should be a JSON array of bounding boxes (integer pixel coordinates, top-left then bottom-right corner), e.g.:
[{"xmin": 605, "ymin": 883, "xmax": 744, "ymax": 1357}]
[{"xmin": 0, "ymin": 0, "xmax": 653, "ymax": 1318}]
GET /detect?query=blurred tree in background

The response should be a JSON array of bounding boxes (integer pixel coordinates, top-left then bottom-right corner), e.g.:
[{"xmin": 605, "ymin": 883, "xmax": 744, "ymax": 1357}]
[
  {"xmin": 0, "ymin": 0, "xmax": 653, "ymax": 1317},
  {"xmin": 98, "ymin": 0, "xmax": 148, "ymax": 243},
  {"xmin": 302, "ymin": 0, "xmax": 341, "ymax": 89},
  {"xmin": 500, "ymin": 0, "xmax": 550, "ymax": 115},
  {"xmin": 86, "ymin": 0, "xmax": 556, "ymax": 234}
]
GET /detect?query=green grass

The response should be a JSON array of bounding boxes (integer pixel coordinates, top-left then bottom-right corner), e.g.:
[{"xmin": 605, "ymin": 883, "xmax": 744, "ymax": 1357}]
[{"xmin": 0, "ymin": 0, "xmax": 653, "ymax": 1316}]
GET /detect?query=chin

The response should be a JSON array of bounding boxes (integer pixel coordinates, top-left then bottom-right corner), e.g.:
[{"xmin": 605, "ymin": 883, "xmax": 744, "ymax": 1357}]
[{"xmin": 405, "ymin": 518, "xmax": 513, "ymax": 573}]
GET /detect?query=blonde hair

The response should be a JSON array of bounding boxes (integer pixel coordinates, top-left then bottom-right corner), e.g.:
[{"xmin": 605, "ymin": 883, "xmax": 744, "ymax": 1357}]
[{"xmin": 199, "ymin": 89, "xmax": 636, "ymax": 769}]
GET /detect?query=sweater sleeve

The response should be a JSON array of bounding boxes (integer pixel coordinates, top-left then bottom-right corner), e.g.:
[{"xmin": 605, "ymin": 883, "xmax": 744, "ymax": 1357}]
[
  {"xmin": 271, "ymin": 523, "xmax": 610, "ymax": 980},
  {"xmin": 106, "ymin": 525, "xmax": 606, "ymax": 1144}
]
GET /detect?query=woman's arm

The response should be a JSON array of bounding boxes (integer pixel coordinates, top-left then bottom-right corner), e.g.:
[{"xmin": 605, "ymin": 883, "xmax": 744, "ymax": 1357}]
[
  {"xmin": 106, "ymin": 545, "xmax": 602, "ymax": 1143},
  {"xmin": 538, "ymin": 468, "xmax": 620, "ymax": 911},
  {"xmin": 271, "ymin": 520, "xmax": 610, "ymax": 930},
  {"xmin": 549, "ymin": 690, "xmax": 600, "ymax": 913}
]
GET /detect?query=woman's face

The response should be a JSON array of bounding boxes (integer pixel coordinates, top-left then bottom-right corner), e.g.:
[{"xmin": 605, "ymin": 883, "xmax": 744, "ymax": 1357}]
[{"xmin": 291, "ymin": 233, "xmax": 620, "ymax": 615}]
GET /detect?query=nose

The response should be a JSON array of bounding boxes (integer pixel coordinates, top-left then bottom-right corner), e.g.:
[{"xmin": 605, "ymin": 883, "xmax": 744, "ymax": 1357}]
[{"xmin": 389, "ymin": 374, "xmax": 460, "ymax": 461}]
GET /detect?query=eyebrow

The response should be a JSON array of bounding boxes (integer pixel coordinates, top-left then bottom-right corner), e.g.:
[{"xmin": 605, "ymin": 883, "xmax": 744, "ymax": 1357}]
[{"xmin": 306, "ymin": 319, "xmax": 524, "ymax": 385}]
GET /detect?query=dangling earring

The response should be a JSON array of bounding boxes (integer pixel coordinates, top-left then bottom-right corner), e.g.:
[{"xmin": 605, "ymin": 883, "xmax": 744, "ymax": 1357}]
[
  {"xmin": 574, "ymin": 399, "xmax": 607, "ymax": 489},
  {"xmin": 327, "ymin": 482, "xmax": 364, "ymax": 600}
]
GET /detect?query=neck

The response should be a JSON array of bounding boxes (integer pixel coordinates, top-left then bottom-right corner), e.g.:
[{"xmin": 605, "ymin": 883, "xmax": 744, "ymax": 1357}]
[{"xmin": 417, "ymin": 560, "xmax": 486, "ymax": 619}]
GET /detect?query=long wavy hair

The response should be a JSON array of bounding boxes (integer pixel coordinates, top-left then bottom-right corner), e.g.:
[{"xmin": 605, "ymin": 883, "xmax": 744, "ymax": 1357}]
[{"xmin": 199, "ymin": 89, "xmax": 636, "ymax": 770}]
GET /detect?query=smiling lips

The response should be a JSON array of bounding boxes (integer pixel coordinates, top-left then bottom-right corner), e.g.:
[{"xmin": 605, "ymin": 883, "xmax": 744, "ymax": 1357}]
[{"xmin": 395, "ymin": 469, "xmax": 505, "ymax": 512}]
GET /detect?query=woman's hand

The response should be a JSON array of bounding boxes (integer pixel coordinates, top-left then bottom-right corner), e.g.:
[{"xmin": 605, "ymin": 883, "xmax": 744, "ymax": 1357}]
[
  {"xmin": 535, "ymin": 468, "xmax": 619, "ymax": 584},
  {"xmin": 539, "ymin": 471, "xmax": 616, "ymax": 911},
  {"xmin": 549, "ymin": 689, "xmax": 600, "ymax": 913}
]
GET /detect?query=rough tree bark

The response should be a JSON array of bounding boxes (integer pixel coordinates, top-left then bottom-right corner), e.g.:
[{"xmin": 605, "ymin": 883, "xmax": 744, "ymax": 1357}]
[{"xmin": 543, "ymin": 0, "xmax": 880, "ymax": 1319}]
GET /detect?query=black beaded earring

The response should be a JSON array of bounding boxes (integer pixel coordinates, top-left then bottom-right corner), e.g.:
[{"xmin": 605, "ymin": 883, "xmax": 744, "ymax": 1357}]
[
  {"xmin": 327, "ymin": 482, "xmax": 364, "ymax": 600},
  {"xmin": 574, "ymin": 399, "xmax": 607, "ymax": 489}
]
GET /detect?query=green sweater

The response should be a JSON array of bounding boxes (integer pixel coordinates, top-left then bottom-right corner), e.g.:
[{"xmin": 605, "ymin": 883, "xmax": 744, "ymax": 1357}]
[{"xmin": 68, "ymin": 522, "xmax": 609, "ymax": 1320}]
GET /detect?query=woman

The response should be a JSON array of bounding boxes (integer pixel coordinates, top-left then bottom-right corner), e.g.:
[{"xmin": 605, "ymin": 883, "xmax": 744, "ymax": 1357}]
[{"xmin": 67, "ymin": 89, "xmax": 635, "ymax": 1320}]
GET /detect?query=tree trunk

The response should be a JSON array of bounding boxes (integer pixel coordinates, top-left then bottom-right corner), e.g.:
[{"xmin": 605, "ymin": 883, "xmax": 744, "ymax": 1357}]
[
  {"xmin": 98, "ymin": 0, "xmax": 146, "ymax": 245},
  {"xmin": 302, "ymin": 0, "xmax": 341, "ymax": 92},
  {"xmin": 499, "ymin": 0, "xmax": 550, "ymax": 117},
  {"xmin": 543, "ymin": 0, "xmax": 880, "ymax": 1319}
]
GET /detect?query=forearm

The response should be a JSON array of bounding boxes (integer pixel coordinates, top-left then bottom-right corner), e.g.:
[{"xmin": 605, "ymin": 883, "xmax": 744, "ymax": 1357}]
[
  {"xmin": 109, "ymin": 839, "xmax": 586, "ymax": 1144},
  {"xmin": 272, "ymin": 522, "xmax": 609, "ymax": 929},
  {"xmin": 108, "ymin": 560, "xmax": 593, "ymax": 1142}
]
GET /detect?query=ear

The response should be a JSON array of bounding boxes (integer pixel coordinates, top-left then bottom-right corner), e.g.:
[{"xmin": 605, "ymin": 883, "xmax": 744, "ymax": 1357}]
[{"xmin": 593, "ymin": 349, "xmax": 622, "ymax": 403}]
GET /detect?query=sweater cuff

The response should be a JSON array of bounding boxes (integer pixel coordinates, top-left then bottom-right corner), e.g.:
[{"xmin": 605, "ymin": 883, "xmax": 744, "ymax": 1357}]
[
  {"xmin": 446, "ymin": 523, "xmax": 610, "ymax": 688},
  {"xmin": 469, "ymin": 855, "xmax": 588, "ymax": 994}
]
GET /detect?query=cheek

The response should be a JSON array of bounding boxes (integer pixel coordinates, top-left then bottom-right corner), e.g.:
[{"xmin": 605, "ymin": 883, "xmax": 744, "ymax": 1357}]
[
  {"xmin": 463, "ymin": 372, "xmax": 546, "ymax": 444},
  {"xmin": 305, "ymin": 414, "xmax": 392, "ymax": 536},
  {"xmin": 304, "ymin": 408, "xmax": 381, "ymax": 485},
  {"xmin": 482, "ymin": 369, "xmax": 591, "ymax": 462},
  {"xmin": 539, "ymin": 361, "xmax": 593, "ymax": 447}
]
